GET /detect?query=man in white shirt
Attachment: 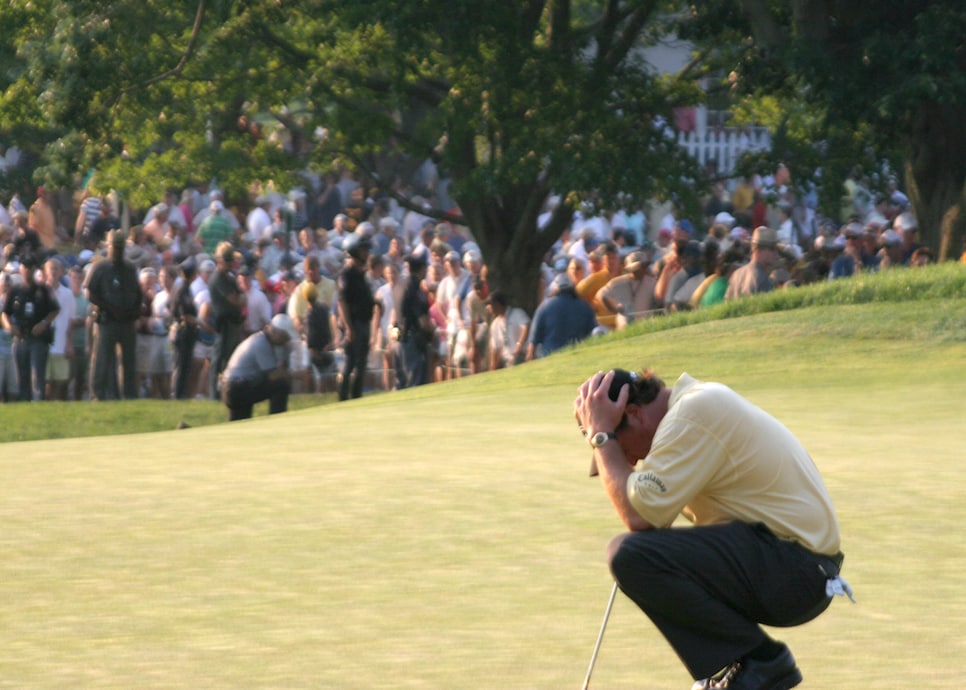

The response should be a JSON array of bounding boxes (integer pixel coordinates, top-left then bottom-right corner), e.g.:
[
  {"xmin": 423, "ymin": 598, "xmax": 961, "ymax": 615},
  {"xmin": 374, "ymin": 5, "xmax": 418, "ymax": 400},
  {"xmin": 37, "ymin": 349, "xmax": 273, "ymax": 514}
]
[
  {"xmin": 43, "ymin": 257, "xmax": 76, "ymax": 400},
  {"xmin": 246, "ymin": 194, "xmax": 274, "ymax": 244}
]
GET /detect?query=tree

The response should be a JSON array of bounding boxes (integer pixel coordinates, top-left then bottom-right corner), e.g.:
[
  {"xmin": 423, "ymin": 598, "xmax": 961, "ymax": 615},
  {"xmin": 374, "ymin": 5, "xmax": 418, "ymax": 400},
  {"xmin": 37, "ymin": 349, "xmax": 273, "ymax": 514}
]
[
  {"xmin": 679, "ymin": 0, "xmax": 966, "ymax": 258},
  {"xmin": 0, "ymin": 0, "xmax": 707, "ymax": 314}
]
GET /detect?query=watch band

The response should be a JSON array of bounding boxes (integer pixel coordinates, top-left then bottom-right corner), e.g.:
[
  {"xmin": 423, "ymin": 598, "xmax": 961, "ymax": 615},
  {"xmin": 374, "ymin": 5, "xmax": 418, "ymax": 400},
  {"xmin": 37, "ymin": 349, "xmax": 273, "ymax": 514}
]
[{"xmin": 589, "ymin": 431, "xmax": 617, "ymax": 449}]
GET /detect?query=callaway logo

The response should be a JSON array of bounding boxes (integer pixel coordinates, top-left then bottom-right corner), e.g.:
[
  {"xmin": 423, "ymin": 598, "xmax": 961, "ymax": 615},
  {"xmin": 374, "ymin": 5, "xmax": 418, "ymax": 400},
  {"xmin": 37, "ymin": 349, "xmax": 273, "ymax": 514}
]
[{"xmin": 634, "ymin": 471, "xmax": 667, "ymax": 494}]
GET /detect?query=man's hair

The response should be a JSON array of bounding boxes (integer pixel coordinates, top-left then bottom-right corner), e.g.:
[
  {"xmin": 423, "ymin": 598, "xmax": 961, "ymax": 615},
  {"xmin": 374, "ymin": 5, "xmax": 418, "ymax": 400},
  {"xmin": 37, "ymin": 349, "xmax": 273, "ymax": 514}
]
[{"xmin": 612, "ymin": 368, "xmax": 665, "ymax": 430}]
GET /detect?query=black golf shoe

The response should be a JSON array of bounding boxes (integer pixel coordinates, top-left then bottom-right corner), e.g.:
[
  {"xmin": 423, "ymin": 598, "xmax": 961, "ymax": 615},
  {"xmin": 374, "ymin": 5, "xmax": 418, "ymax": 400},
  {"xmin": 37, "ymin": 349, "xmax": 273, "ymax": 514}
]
[{"xmin": 702, "ymin": 645, "xmax": 802, "ymax": 690}]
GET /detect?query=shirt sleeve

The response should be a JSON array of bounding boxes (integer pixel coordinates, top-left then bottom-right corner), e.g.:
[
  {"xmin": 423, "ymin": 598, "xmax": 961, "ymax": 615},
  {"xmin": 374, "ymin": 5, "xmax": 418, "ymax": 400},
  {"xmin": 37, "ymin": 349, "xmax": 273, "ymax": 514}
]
[{"xmin": 626, "ymin": 399, "xmax": 726, "ymax": 528}]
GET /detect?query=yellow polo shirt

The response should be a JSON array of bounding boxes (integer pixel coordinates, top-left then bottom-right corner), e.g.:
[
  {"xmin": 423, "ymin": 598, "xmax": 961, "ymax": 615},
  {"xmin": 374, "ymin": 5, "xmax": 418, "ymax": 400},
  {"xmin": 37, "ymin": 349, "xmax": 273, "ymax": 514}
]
[{"xmin": 627, "ymin": 373, "xmax": 841, "ymax": 555}]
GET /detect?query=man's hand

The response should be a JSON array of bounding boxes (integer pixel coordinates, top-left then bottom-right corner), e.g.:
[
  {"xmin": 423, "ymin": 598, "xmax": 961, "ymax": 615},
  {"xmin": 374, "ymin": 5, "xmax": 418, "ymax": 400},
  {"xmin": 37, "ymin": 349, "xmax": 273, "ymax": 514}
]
[{"xmin": 573, "ymin": 369, "xmax": 628, "ymax": 439}]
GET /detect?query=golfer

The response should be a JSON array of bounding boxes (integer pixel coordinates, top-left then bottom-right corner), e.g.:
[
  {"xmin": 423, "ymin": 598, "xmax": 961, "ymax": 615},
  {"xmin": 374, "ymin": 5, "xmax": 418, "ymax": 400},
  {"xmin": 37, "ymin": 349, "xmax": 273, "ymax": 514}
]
[
  {"xmin": 220, "ymin": 313, "xmax": 298, "ymax": 421},
  {"xmin": 573, "ymin": 368, "xmax": 853, "ymax": 690}
]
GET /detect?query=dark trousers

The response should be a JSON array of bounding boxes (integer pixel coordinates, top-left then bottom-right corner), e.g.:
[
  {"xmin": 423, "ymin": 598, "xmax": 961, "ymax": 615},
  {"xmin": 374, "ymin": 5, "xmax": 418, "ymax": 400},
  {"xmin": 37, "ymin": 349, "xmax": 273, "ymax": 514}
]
[
  {"xmin": 607, "ymin": 521, "xmax": 840, "ymax": 680},
  {"xmin": 210, "ymin": 322, "xmax": 243, "ymax": 399},
  {"xmin": 339, "ymin": 321, "xmax": 370, "ymax": 401},
  {"xmin": 172, "ymin": 327, "xmax": 197, "ymax": 399},
  {"xmin": 90, "ymin": 320, "xmax": 137, "ymax": 400},
  {"xmin": 400, "ymin": 336, "xmax": 428, "ymax": 388},
  {"xmin": 222, "ymin": 375, "xmax": 290, "ymax": 421},
  {"xmin": 13, "ymin": 337, "xmax": 49, "ymax": 401}
]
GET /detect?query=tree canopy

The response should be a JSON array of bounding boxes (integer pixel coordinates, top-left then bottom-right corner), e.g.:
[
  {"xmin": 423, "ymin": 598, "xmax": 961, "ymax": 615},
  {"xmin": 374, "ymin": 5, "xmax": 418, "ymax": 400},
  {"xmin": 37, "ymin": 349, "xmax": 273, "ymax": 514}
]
[{"xmin": 1, "ymin": 0, "xmax": 964, "ymax": 309}]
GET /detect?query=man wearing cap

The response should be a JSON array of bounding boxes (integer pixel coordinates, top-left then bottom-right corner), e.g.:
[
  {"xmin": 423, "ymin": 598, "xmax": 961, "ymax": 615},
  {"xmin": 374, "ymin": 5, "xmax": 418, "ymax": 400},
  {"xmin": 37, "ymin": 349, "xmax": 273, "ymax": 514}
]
[
  {"xmin": 573, "ymin": 368, "xmax": 852, "ymax": 689},
  {"xmin": 337, "ymin": 234, "xmax": 376, "ymax": 400},
  {"xmin": 598, "ymin": 250, "xmax": 657, "ymax": 327},
  {"xmin": 2, "ymin": 256, "xmax": 60, "ymax": 401},
  {"xmin": 894, "ymin": 212, "xmax": 922, "ymax": 264},
  {"xmin": 196, "ymin": 200, "xmax": 234, "ymax": 256},
  {"xmin": 526, "ymin": 274, "xmax": 597, "ymax": 360},
  {"xmin": 877, "ymin": 229, "xmax": 905, "ymax": 269},
  {"xmin": 85, "ymin": 230, "xmax": 142, "ymax": 399},
  {"xmin": 207, "ymin": 241, "xmax": 247, "ymax": 398},
  {"xmin": 576, "ymin": 241, "xmax": 623, "ymax": 330},
  {"xmin": 725, "ymin": 226, "xmax": 779, "ymax": 301},
  {"xmin": 220, "ymin": 313, "xmax": 297, "ymax": 420}
]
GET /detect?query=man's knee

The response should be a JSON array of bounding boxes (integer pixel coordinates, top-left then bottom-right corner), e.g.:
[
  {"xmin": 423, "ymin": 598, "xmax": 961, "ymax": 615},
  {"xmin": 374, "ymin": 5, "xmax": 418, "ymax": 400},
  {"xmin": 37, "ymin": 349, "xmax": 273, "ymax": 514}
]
[{"xmin": 607, "ymin": 531, "xmax": 665, "ymax": 594}]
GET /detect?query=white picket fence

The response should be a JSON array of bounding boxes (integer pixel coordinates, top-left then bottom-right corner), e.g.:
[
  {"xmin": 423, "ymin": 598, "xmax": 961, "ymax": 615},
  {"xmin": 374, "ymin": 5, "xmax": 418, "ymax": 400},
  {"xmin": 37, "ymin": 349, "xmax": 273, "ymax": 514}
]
[{"xmin": 677, "ymin": 126, "xmax": 771, "ymax": 176}]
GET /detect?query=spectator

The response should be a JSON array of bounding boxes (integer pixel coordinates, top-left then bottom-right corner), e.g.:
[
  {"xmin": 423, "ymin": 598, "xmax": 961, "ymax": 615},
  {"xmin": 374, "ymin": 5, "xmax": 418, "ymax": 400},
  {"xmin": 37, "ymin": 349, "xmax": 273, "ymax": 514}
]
[
  {"xmin": 828, "ymin": 223, "xmax": 864, "ymax": 280},
  {"xmin": 486, "ymin": 290, "xmax": 530, "ymax": 370},
  {"xmin": 86, "ymin": 198, "xmax": 120, "ymax": 248},
  {"xmin": 221, "ymin": 313, "xmax": 298, "ymax": 421},
  {"xmin": 134, "ymin": 267, "xmax": 159, "ymax": 397},
  {"xmin": 29, "ymin": 186, "xmax": 58, "ymax": 249},
  {"xmin": 239, "ymin": 265, "xmax": 272, "ymax": 338},
  {"xmin": 3, "ymin": 256, "xmax": 60, "ymax": 401},
  {"xmin": 207, "ymin": 242, "xmax": 247, "ymax": 398},
  {"xmin": 435, "ymin": 249, "xmax": 469, "ymax": 378},
  {"xmin": 877, "ymin": 230, "xmax": 905, "ymax": 270},
  {"xmin": 85, "ymin": 231, "xmax": 142, "ymax": 400},
  {"xmin": 303, "ymin": 282, "xmax": 335, "ymax": 391},
  {"xmin": 667, "ymin": 240, "xmax": 711, "ymax": 312},
  {"xmin": 0, "ymin": 273, "xmax": 17, "ymax": 402},
  {"xmin": 693, "ymin": 247, "xmax": 745, "ymax": 309},
  {"xmin": 197, "ymin": 200, "xmax": 235, "ymax": 256},
  {"xmin": 74, "ymin": 190, "xmax": 101, "ymax": 240},
  {"xmin": 398, "ymin": 255, "xmax": 434, "ymax": 387},
  {"xmin": 337, "ymin": 234, "xmax": 375, "ymax": 400},
  {"xmin": 143, "ymin": 203, "xmax": 171, "ymax": 245},
  {"xmin": 11, "ymin": 211, "xmax": 41, "ymax": 267},
  {"xmin": 291, "ymin": 255, "xmax": 335, "ymax": 329},
  {"xmin": 653, "ymin": 220, "xmax": 695, "ymax": 307},
  {"xmin": 527, "ymin": 274, "xmax": 597, "ymax": 360},
  {"xmin": 190, "ymin": 258, "xmax": 215, "ymax": 299},
  {"xmin": 146, "ymin": 264, "xmax": 175, "ymax": 399},
  {"xmin": 598, "ymin": 250, "xmax": 657, "ymax": 327},
  {"xmin": 372, "ymin": 261, "xmax": 403, "ymax": 391},
  {"xmin": 577, "ymin": 241, "xmax": 623, "ymax": 331},
  {"xmin": 43, "ymin": 257, "xmax": 76, "ymax": 400},
  {"xmin": 910, "ymin": 246, "xmax": 934, "ymax": 267},
  {"xmin": 170, "ymin": 259, "xmax": 199, "ymax": 400},
  {"xmin": 246, "ymin": 194, "xmax": 274, "ymax": 244},
  {"xmin": 725, "ymin": 227, "xmax": 779, "ymax": 301},
  {"xmin": 894, "ymin": 212, "xmax": 922, "ymax": 264},
  {"xmin": 67, "ymin": 265, "xmax": 90, "ymax": 400}
]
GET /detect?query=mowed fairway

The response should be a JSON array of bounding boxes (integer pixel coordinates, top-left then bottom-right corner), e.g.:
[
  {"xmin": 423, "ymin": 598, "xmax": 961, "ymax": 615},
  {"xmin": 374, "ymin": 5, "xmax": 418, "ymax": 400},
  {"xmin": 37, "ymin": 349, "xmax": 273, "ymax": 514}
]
[{"xmin": 2, "ymin": 301, "xmax": 965, "ymax": 689}]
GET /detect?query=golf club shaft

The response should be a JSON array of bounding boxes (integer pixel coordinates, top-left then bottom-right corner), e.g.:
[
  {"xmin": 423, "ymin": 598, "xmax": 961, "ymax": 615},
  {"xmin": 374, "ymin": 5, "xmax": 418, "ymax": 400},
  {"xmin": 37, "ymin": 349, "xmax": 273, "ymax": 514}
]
[{"xmin": 581, "ymin": 581, "xmax": 619, "ymax": 690}]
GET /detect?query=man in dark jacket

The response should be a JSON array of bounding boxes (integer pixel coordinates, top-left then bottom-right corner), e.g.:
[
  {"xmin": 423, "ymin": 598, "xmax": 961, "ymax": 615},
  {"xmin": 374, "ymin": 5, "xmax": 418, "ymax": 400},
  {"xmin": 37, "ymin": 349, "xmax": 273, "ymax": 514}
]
[
  {"xmin": 336, "ymin": 234, "xmax": 375, "ymax": 400},
  {"xmin": 2, "ymin": 256, "xmax": 59, "ymax": 401},
  {"xmin": 208, "ymin": 241, "xmax": 246, "ymax": 398},
  {"xmin": 85, "ymin": 230, "xmax": 142, "ymax": 399}
]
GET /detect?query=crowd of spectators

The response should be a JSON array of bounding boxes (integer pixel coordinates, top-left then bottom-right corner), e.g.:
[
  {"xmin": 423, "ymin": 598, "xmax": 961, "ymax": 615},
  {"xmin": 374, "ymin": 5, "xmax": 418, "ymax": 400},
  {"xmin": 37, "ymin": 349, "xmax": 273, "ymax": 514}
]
[{"xmin": 0, "ymin": 165, "xmax": 957, "ymax": 405}]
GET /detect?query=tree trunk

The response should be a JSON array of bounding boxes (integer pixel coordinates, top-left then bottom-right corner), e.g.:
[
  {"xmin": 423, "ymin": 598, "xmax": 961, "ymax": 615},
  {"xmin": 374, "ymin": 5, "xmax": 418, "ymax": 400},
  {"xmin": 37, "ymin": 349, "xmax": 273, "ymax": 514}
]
[
  {"xmin": 905, "ymin": 103, "xmax": 966, "ymax": 261},
  {"xmin": 458, "ymin": 192, "xmax": 559, "ymax": 317}
]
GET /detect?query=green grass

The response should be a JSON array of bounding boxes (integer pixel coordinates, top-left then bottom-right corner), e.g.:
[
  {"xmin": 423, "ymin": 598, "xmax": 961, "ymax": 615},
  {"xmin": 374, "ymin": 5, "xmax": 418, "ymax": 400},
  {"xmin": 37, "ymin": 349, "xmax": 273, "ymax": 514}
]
[{"xmin": 1, "ymin": 263, "xmax": 965, "ymax": 688}]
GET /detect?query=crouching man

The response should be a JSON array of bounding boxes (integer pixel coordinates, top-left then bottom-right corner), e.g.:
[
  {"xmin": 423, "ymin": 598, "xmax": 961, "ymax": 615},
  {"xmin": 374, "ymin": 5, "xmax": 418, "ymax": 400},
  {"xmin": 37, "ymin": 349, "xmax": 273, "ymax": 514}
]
[
  {"xmin": 573, "ymin": 368, "xmax": 854, "ymax": 689},
  {"xmin": 221, "ymin": 313, "xmax": 298, "ymax": 421}
]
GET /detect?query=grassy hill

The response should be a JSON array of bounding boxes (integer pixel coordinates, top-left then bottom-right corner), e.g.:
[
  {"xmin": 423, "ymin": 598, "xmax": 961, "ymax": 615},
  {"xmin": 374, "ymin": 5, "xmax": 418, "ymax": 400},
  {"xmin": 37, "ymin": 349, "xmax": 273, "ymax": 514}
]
[{"xmin": 1, "ymin": 263, "xmax": 964, "ymax": 688}]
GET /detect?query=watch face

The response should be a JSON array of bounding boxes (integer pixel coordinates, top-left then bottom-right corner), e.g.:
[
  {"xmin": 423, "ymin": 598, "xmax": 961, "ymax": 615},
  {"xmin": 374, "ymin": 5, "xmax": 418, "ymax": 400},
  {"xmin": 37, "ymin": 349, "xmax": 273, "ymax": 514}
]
[{"xmin": 592, "ymin": 432, "xmax": 609, "ymax": 448}]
